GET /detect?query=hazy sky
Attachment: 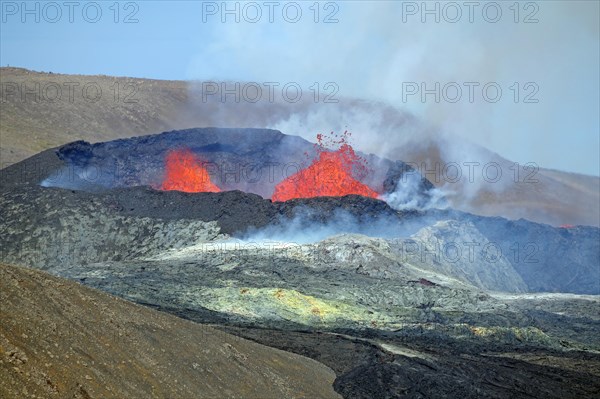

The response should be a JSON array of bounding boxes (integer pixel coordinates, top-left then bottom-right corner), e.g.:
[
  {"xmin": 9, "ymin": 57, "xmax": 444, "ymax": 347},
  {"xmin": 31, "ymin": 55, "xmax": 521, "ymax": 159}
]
[{"xmin": 1, "ymin": 1, "xmax": 598, "ymax": 176}]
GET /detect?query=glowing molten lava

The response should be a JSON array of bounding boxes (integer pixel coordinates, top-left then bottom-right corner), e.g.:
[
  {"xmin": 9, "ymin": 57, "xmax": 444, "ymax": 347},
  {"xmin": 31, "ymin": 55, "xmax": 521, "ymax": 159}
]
[
  {"xmin": 161, "ymin": 149, "xmax": 220, "ymax": 193},
  {"xmin": 272, "ymin": 132, "xmax": 379, "ymax": 202}
]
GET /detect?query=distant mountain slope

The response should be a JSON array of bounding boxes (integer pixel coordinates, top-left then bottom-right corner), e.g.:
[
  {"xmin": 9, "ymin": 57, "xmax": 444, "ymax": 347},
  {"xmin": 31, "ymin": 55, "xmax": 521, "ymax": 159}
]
[
  {"xmin": 0, "ymin": 67, "xmax": 191, "ymax": 165},
  {"xmin": 391, "ymin": 138, "xmax": 600, "ymax": 227},
  {"xmin": 1, "ymin": 67, "xmax": 598, "ymax": 227},
  {"xmin": 0, "ymin": 263, "xmax": 340, "ymax": 399}
]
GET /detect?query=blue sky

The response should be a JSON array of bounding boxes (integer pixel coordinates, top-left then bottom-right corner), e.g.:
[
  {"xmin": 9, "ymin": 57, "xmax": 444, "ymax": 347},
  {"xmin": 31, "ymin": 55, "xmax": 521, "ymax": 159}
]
[{"xmin": 1, "ymin": 1, "xmax": 598, "ymax": 176}]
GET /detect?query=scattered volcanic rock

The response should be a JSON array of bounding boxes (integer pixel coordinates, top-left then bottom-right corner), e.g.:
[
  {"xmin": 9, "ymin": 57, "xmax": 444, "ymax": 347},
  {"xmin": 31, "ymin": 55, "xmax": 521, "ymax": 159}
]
[{"xmin": 0, "ymin": 263, "xmax": 341, "ymax": 399}]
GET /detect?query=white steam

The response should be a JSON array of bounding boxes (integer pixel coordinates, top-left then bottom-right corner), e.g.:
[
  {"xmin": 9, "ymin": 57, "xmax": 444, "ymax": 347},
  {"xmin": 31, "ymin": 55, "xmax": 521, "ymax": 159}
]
[
  {"xmin": 382, "ymin": 172, "xmax": 447, "ymax": 211},
  {"xmin": 237, "ymin": 203, "xmax": 445, "ymax": 245}
]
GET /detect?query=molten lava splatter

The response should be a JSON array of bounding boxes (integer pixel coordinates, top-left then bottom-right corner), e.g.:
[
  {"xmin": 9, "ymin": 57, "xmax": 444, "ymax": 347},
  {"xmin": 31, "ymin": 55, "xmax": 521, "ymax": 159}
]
[
  {"xmin": 271, "ymin": 131, "xmax": 379, "ymax": 202},
  {"xmin": 161, "ymin": 149, "xmax": 220, "ymax": 193}
]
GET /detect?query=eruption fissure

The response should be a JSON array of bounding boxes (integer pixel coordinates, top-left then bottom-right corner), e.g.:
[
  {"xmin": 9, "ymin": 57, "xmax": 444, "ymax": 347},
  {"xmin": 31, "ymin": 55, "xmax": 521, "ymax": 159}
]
[
  {"xmin": 158, "ymin": 132, "xmax": 381, "ymax": 201},
  {"xmin": 271, "ymin": 132, "xmax": 379, "ymax": 202},
  {"xmin": 161, "ymin": 149, "xmax": 221, "ymax": 193}
]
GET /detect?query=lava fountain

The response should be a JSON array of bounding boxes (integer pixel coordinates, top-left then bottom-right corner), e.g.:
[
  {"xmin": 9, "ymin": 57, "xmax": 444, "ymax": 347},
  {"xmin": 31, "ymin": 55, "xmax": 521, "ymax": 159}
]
[
  {"xmin": 161, "ymin": 149, "xmax": 220, "ymax": 193},
  {"xmin": 272, "ymin": 132, "xmax": 379, "ymax": 201}
]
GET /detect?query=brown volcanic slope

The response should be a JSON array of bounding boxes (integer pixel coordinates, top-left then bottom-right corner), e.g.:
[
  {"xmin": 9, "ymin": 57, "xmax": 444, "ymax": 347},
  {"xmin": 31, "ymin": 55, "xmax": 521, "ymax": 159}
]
[
  {"xmin": 1, "ymin": 67, "xmax": 598, "ymax": 227},
  {"xmin": 0, "ymin": 263, "xmax": 340, "ymax": 399}
]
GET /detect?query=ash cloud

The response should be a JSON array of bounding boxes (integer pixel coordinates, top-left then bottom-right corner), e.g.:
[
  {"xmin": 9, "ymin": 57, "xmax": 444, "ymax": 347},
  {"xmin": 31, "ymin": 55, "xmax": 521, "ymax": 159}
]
[{"xmin": 185, "ymin": 1, "xmax": 599, "ymax": 177}]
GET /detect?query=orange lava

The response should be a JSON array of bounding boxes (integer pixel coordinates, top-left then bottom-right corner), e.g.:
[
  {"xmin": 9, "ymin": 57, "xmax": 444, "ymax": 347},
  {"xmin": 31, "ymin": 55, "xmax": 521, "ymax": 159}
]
[
  {"xmin": 161, "ymin": 149, "xmax": 220, "ymax": 193},
  {"xmin": 271, "ymin": 132, "xmax": 379, "ymax": 202}
]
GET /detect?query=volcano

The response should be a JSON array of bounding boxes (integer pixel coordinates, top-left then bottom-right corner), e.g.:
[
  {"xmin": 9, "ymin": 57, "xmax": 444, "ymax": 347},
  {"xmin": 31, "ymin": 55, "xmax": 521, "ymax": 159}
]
[{"xmin": 36, "ymin": 128, "xmax": 436, "ymax": 206}]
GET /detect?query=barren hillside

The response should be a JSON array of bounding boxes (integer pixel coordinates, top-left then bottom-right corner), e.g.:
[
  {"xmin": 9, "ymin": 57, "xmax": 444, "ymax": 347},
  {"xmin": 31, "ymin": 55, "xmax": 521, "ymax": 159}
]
[{"xmin": 0, "ymin": 263, "xmax": 340, "ymax": 399}]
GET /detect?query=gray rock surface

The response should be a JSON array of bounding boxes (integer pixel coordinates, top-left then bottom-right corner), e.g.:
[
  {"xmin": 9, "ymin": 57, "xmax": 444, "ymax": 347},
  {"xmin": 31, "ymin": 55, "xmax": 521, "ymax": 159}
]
[{"xmin": 401, "ymin": 220, "xmax": 529, "ymax": 292}]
